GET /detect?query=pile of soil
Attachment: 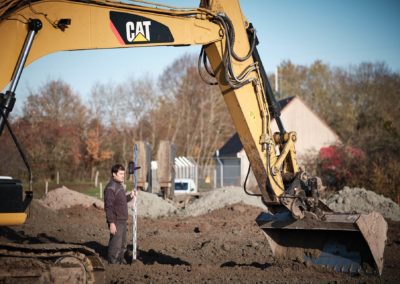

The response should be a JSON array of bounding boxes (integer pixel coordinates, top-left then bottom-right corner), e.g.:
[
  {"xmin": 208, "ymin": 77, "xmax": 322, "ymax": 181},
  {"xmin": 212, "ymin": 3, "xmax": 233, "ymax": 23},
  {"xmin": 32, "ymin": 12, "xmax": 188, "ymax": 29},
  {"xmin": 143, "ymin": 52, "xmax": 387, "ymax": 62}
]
[
  {"xmin": 37, "ymin": 186, "xmax": 177, "ymax": 218},
  {"xmin": 325, "ymin": 186, "xmax": 400, "ymax": 221},
  {"xmin": 177, "ymin": 187, "xmax": 265, "ymax": 217},
  {"xmin": 1, "ymin": 186, "xmax": 399, "ymax": 283},
  {"xmin": 40, "ymin": 185, "xmax": 400, "ymax": 220},
  {"xmin": 38, "ymin": 186, "xmax": 265, "ymax": 218},
  {"xmin": 38, "ymin": 186, "xmax": 103, "ymax": 210}
]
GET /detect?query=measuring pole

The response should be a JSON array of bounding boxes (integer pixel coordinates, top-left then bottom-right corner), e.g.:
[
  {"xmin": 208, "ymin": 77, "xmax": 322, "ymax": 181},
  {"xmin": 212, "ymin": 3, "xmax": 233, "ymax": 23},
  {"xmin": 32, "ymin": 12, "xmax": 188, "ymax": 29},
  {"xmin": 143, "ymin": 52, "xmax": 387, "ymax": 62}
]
[{"xmin": 131, "ymin": 144, "xmax": 139, "ymax": 261}]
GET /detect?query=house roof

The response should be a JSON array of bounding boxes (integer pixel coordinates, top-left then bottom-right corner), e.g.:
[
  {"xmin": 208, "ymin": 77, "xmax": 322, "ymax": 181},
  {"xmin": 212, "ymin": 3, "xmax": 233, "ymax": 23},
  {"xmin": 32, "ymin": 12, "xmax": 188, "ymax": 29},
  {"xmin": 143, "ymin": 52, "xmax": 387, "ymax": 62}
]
[
  {"xmin": 218, "ymin": 133, "xmax": 242, "ymax": 157},
  {"xmin": 277, "ymin": 96, "xmax": 294, "ymax": 110},
  {"xmin": 218, "ymin": 97, "xmax": 295, "ymax": 157}
]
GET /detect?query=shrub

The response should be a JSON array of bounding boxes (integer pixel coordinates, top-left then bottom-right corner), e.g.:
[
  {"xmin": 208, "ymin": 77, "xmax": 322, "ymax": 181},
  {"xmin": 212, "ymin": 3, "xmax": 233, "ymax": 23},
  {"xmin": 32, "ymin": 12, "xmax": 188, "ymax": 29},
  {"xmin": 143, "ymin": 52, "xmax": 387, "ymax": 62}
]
[{"xmin": 317, "ymin": 145, "xmax": 366, "ymax": 190}]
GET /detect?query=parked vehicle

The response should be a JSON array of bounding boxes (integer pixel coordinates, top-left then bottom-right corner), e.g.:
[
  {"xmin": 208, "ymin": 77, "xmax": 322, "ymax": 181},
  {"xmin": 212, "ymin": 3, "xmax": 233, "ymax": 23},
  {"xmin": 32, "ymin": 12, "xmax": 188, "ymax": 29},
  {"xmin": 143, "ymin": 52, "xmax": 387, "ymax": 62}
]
[{"xmin": 174, "ymin": 178, "xmax": 197, "ymax": 194}]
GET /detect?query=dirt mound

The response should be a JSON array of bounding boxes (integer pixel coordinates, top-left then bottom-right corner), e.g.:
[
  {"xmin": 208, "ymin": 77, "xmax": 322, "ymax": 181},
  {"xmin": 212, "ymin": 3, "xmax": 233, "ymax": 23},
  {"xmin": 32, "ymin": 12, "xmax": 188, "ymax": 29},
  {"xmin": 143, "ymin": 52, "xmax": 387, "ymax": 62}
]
[
  {"xmin": 41, "ymin": 185, "xmax": 400, "ymax": 222},
  {"xmin": 131, "ymin": 191, "xmax": 176, "ymax": 218},
  {"xmin": 325, "ymin": 186, "xmax": 400, "ymax": 221},
  {"xmin": 39, "ymin": 186, "xmax": 265, "ymax": 218},
  {"xmin": 178, "ymin": 187, "xmax": 265, "ymax": 217},
  {"xmin": 38, "ymin": 186, "xmax": 103, "ymax": 210},
  {"xmin": 39, "ymin": 186, "xmax": 176, "ymax": 218}
]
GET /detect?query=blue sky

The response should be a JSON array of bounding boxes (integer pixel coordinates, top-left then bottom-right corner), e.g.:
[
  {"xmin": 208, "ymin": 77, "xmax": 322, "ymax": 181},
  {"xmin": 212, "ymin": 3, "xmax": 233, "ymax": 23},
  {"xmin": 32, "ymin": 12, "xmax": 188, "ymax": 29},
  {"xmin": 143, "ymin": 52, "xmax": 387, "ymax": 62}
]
[{"xmin": 10, "ymin": 0, "xmax": 400, "ymax": 112}]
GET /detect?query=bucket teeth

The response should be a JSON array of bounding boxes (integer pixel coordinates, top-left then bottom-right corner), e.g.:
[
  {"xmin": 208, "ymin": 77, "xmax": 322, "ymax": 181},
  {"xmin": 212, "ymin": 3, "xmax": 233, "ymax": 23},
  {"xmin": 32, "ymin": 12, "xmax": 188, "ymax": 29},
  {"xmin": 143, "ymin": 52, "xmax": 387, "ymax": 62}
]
[
  {"xmin": 305, "ymin": 241, "xmax": 362, "ymax": 274},
  {"xmin": 304, "ymin": 241, "xmax": 363, "ymax": 273}
]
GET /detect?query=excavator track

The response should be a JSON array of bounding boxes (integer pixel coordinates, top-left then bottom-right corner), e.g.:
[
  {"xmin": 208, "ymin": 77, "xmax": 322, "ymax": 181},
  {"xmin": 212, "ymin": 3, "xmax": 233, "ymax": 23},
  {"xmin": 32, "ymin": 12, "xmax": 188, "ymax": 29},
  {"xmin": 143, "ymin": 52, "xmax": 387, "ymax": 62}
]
[{"xmin": 0, "ymin": 243, "xmax": 105, "ymax": 283}]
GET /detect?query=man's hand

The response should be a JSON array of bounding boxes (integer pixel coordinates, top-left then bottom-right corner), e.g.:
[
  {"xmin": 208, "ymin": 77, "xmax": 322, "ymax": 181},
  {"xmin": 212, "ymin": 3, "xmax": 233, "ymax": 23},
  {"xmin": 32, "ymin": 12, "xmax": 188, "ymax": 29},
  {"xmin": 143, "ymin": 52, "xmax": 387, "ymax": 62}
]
[
  {"xmin": 130, "ymin": 190, "xmax": 137, "ymax": 199},
  {"xmin": 109, "ymin": 223, "xmax": 117, "ymax": 235}
]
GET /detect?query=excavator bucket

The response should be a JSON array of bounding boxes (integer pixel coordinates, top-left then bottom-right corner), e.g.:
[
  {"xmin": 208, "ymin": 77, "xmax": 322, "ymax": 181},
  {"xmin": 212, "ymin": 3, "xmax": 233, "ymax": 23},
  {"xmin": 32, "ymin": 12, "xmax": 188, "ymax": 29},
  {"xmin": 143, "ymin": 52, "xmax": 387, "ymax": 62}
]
[{"xmin": 256, "ymin": 210, "xmax": 387, "ymax": 275}]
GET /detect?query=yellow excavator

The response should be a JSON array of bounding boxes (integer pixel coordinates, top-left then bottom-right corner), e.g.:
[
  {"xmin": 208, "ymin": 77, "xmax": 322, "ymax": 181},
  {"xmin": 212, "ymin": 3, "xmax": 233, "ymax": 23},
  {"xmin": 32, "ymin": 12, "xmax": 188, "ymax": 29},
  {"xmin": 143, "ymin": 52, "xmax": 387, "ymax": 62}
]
[{"xmin": 0, "ymin": 0, "xmax": 388, "ymax": 282}]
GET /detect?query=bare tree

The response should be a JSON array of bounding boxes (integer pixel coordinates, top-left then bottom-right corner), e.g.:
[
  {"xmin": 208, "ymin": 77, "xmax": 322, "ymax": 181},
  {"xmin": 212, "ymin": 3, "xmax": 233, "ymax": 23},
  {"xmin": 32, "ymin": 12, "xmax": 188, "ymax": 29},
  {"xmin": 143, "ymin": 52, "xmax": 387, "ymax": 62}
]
[
  {"xmin": 20, "ymin": 79, "xmax": 88, "ymax": 179},
  {"xmin": 138, "ymin": 54, "xmax": 235, "ymax": 165}
]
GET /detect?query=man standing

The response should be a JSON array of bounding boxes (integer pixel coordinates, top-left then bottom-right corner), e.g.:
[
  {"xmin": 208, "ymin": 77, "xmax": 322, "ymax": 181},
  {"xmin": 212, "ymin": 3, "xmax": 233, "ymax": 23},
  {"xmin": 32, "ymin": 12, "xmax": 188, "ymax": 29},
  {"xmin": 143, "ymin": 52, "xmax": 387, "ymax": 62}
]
[{"xmin": 104, "ymin": 164, "xmax": 135, "ymax": 264}]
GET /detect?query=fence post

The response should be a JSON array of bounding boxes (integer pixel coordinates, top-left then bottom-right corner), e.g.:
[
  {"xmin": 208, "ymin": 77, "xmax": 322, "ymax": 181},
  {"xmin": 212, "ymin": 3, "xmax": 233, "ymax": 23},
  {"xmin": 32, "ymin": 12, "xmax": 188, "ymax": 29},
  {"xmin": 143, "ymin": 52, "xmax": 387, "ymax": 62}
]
[
  {"xmin": 99, "ymin": 182, "xmax": 103, "ymax": 199},
  {"xmin": 212, "ymin": 168, "xmax": 215, "ymax": 189},
  {"xmin": 215, "ymin": 151, "xmax": 223, "ymax": 188},
  {"xmin": 56, "ymin": 171, "xmax": 59, "ymax": 185},
  {"xmin": 95, "ymin": 171, "xmax": 99, "ymax": 187},
  {"xmin": 45, "ymin": 181, "xmax": 48, "ymax": 195}
]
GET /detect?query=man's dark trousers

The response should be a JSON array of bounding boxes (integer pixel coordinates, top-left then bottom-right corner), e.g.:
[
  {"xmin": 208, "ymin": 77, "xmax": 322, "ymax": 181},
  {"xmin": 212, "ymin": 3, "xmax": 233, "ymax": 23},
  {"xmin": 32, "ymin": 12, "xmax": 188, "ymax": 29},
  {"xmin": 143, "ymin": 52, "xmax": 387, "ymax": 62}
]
[{"xmin": 107, "ymin": 222, "xmax": 127, "ymax": 264}]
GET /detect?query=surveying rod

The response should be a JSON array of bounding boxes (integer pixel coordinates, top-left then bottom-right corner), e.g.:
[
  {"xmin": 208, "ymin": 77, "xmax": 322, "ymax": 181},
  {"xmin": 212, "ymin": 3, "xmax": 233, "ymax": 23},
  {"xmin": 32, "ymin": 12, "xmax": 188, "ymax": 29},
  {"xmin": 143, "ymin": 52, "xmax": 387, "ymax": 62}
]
[{"xmin": 128, "ymin": 144, "xmax": 140, "ymax": 261}]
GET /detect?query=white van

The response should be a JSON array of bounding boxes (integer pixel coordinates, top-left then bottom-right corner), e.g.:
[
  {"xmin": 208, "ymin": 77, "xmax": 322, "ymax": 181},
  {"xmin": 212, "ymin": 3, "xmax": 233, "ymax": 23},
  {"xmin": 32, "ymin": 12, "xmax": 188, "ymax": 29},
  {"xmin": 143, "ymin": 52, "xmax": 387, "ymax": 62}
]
[{"xmin": 174, "ymin": 178, "xmax": 197, "ymax": 194}]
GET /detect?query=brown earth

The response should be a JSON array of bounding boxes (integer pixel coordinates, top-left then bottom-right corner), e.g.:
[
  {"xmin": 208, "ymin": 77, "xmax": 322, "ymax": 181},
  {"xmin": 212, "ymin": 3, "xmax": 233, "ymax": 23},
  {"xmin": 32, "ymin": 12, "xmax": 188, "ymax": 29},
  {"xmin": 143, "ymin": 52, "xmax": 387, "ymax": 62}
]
[{"xmin": 1, "ymin": 200, "xmax": 399, "ymax": 283}]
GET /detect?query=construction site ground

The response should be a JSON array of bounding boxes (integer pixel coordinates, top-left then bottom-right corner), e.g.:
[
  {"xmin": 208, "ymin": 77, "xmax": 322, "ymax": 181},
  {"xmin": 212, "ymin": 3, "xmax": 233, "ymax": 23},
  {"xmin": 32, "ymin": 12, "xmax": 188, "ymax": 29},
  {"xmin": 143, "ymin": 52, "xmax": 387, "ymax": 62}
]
[{"xmin": 1, "ymin": 186, "xmax": 399, "ymax": 283}]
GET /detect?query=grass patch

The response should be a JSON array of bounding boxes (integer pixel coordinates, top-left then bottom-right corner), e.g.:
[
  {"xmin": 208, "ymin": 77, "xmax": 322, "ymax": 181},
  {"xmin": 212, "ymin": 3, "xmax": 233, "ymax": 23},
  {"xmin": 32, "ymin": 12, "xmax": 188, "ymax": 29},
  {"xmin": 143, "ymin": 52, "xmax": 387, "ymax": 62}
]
[
  {"xmin": 24, "ymin": 180, "xmax": 133, "ymax": 199},
  {"xmin": 85, "ymin": 186, "xmax": 102, "ymax": 198}
]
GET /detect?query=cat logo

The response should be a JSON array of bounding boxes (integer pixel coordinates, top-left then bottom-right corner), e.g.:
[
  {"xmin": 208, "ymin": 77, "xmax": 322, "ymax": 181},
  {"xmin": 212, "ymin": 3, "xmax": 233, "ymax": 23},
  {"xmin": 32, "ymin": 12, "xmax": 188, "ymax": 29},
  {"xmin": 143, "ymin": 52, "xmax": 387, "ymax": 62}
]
[
  {"xmin": 110, "ymin": 11, "xmax": 174, "ymax": 45},
  {"xmin": 126, "ymin": 21, "xmax": 151, "ymax": 42}
]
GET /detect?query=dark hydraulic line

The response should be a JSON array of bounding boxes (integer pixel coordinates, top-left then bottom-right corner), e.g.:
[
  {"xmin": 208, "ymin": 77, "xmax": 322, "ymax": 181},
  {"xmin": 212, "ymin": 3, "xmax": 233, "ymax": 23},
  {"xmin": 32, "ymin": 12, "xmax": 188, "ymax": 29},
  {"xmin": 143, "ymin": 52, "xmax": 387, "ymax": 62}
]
[{"xmin": 247, "ymin": 23, "xmax": 285, "ymax": 134}]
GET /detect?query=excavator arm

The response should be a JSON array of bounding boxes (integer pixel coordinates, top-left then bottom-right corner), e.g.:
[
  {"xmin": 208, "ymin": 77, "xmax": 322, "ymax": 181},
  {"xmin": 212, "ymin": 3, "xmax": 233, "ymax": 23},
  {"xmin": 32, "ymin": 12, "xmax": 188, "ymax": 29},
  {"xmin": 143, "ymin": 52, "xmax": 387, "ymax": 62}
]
[
  {"xmin": 1, "ymin": 0, "xmax": 294, "ymax": 207},
  {"xmin": 1, "ymin": 0, "xmax": 310, "ymax": 210},
  {"xmin": 0, "ymin": 0, "xmax": 387, "ymax": 277}
]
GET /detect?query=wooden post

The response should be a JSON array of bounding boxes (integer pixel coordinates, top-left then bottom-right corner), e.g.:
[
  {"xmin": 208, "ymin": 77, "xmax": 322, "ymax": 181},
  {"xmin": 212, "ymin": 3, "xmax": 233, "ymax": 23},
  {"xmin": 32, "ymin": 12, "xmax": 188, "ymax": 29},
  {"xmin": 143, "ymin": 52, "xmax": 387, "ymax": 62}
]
[
  {"xmin": 99, "ymin": 182, "xmax": 103, "ymax": 199},
  {"xmin": 95, "ymin": 171, "xmax": 99, "ymax": 187},
  {"xmin": 45, "ymin": 181, "xmax": 48, "ymax": 195},
  {"xmin": 214, "ymin": 168, "xmax": 217, "ymax": 189},
  {"xmin": 56, "ymin": 171, "xmax": 59, "ymax": 185}
]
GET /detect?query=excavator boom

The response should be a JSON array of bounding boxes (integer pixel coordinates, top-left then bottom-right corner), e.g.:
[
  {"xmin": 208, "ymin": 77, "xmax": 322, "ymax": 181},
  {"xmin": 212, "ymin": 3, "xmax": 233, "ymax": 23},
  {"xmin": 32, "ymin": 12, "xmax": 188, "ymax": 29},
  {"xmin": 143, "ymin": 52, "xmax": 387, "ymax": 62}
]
[{"xmin": 0, "ymin": 0, "xmax": 387, "ymax": 279}]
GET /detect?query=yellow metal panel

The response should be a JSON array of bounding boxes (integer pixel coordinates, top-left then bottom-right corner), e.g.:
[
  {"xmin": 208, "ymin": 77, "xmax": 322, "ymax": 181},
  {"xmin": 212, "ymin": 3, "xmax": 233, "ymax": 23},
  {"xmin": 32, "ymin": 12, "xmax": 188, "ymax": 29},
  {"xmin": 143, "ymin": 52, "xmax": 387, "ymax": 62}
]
[
  {"xmin": 0, "ymin": 213, "xmax": 27, "ymax": 226},
  {"xmin": 0, "ymin": 0, "xmax": 221, "ymax": 90},
  {"xmin": 0, "ymin": 0, "xmax": 287, "ymax": 202},
  {"xmin": 205, "ymin": 0, "xmax": 284, "ymax": 201}
]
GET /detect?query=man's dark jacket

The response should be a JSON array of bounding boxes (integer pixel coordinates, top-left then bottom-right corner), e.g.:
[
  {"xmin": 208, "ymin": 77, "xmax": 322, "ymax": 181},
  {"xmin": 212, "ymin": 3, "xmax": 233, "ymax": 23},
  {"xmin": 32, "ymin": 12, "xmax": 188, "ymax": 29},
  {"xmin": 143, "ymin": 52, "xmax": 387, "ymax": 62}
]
[{"xmin": 104, "ymin": 179, "xmax": 133, "ymax": 224}]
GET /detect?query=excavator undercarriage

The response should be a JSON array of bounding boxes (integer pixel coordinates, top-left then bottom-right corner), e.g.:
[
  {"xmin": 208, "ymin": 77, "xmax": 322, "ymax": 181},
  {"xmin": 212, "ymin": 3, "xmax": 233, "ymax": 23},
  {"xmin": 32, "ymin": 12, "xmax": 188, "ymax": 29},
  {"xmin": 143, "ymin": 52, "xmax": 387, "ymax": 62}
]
[{"xmin": 0, "ymin": 243, "xmax": 105, "ymax": 283}]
